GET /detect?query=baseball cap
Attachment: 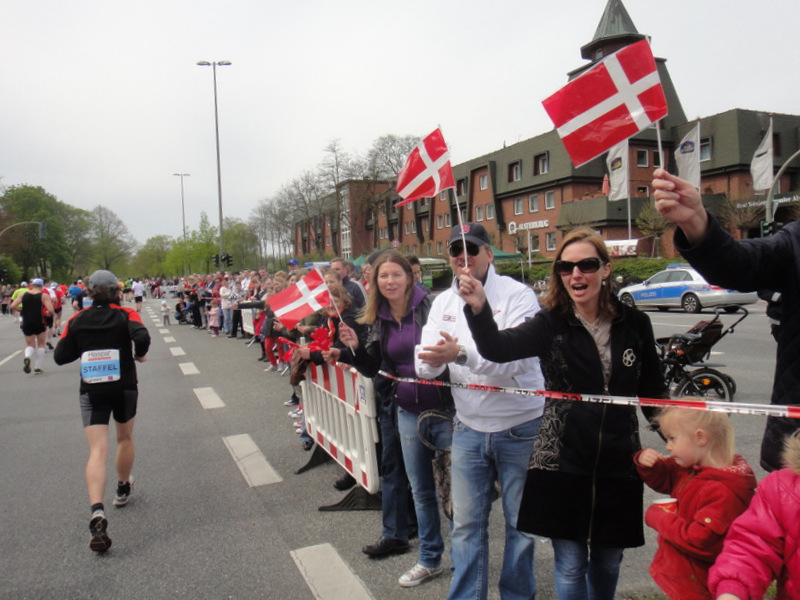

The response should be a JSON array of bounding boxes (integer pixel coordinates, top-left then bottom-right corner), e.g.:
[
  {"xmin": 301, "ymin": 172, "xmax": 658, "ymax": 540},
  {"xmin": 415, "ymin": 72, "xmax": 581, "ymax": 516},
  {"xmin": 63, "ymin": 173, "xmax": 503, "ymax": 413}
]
[
  {"xmin": 448, "ymin": 223, "xmax": 491, "ymax": 247},
  {"xmin": 31, "ymin": 278, "xmax": 44, "ymax": 287},
  {"xmin": 21, "ymin": 281, "xmax": 28, "ymax": 287},
  {"xmin": 87, "ymin": 270, "xmax": 118, "ymax": 291},
  {"xmin": 288, "ymin": 258, "xmax": 299, "ymax": 266}
]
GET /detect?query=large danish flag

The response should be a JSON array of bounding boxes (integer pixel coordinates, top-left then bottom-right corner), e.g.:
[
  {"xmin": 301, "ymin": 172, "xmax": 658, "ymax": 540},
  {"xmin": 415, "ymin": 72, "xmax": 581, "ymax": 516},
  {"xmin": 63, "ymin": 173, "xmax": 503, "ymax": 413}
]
[
  {"xmin": 268, "ymin": 268, "xmax": 330, "ymax": 330},
  {"xmin": 395, "ymin": 128, "xmax": 455, "ymax": 206},
  {"xmin": 542, "ymin": 39, "xmax": 668, "ymax": 168}
]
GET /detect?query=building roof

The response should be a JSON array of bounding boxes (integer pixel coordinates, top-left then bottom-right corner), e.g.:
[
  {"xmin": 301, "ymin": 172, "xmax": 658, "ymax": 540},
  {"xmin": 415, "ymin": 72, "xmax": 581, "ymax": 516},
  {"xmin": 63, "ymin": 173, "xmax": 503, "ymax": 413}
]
[{"xmin": 580, "ymin": 0, "xmax": 645, "ymax": 60}]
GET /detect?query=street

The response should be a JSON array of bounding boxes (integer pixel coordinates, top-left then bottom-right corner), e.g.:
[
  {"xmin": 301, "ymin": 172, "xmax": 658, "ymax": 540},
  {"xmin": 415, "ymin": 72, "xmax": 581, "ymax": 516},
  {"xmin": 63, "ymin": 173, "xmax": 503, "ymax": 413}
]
[{"xmin": 0, "ymin": 300, "xmax": 777, "ymax": 600}]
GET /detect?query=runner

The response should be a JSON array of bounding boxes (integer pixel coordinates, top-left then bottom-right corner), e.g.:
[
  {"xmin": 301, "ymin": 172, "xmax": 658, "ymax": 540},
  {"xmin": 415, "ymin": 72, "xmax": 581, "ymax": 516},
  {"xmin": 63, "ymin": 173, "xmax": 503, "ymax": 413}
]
[
  {"xmin": 131, "ymin": 278, "xmax": 144, "ymax": 313},
  {"xmin": 9, "ymin": 278, "xmax": 54, "ymax": 374},
  {"xmin": 54, "ymin": 269, "xmax": 151, "ymax": 552}
]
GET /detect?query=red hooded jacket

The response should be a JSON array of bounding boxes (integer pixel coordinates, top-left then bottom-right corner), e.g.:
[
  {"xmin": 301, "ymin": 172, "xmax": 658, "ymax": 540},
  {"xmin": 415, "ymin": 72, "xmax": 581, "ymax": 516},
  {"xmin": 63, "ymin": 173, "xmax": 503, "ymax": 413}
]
[{"xmin": 635, "ymin": 452, "xmax": 757, "ymax": 600}]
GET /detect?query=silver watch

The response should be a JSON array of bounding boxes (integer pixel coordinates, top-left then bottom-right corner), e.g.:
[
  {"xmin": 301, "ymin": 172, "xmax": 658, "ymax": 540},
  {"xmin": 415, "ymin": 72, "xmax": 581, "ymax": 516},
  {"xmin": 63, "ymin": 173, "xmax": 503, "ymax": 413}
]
[{"xmin": 455, "ymin": 345, "xmax": 468, "ymax": 366}]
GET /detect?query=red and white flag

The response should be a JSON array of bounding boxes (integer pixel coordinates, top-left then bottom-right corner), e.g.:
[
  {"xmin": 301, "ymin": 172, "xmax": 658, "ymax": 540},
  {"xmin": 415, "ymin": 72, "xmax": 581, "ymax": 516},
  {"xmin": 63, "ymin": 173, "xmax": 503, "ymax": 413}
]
[
  {"xmin": 267, "ymin": 268, "xmax": 330, "ymax": 330},
  {"xmin": 395, "ymin": 128, "xmax": 455, "ymax": 206},
  {"xmin": 542, "ymin": 39, "xmax": 668, "ymax": 168}
]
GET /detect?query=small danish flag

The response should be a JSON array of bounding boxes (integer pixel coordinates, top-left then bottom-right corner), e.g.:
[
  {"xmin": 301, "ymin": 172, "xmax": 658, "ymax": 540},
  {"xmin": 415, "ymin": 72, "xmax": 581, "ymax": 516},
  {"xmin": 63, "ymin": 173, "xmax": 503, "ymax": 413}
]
[
  {"xmin": 395, "ymin": 128, "xmax": 455, "ymax": 206},
  {"xmin": 268, "ymin": 268, "xmax": 330, "ymax": 330}
]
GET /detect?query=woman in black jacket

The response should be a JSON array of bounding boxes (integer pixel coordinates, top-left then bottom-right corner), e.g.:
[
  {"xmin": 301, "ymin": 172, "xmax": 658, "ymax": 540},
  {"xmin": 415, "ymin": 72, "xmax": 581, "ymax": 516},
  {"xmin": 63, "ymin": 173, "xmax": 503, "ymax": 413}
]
[{"xmin": 458, "ymin": 228, "xmax": 667, "ymax": 600}]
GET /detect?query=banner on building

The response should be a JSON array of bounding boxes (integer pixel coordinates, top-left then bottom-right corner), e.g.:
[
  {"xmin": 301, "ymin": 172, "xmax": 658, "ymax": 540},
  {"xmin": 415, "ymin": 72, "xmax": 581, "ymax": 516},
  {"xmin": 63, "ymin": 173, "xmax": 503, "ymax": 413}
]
[
  {"xmin": 675, "ymin": 122, "xmax": 701, "ymax": 189},
  {"xmin": 606, "ymin": 139, "xmax": 629, "ymax": 201}
]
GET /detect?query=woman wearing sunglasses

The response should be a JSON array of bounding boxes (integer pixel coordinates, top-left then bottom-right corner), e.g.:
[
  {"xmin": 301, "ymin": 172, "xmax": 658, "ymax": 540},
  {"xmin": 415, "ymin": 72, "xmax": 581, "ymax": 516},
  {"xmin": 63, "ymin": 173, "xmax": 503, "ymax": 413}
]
[{"xmin": 459, "ymin": 226, "xmax": 667, "ymax": 600}]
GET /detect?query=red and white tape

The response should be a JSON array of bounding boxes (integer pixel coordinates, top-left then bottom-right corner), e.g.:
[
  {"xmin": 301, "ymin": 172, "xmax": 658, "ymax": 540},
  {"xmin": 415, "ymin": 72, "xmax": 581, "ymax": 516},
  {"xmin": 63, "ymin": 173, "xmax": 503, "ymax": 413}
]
[{"xmin": 376, "ymin": 369, "xmax": 799, "ymax": 419}]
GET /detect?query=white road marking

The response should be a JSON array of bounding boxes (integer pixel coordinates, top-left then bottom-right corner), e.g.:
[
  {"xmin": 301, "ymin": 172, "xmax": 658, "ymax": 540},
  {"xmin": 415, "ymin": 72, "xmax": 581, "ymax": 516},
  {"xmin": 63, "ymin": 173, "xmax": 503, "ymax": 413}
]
[
  {"xmin": 193, "ymin": 387, "xmax": 225, "ymax": 409},
  {"xmin": 170, "ymin": 346, "xmax": 185, "ymax": 356},
  {"xmin": 291, "ymin": 543, "xmax": 374, "ymax": 600},
  {"xmin": 163, "ymin": 336, "xmax": 176, "ymax": 343},
  {"xmin": 222, "ymin": 434, "xmax": 282, "ymax": 487},
  {"xmin": 158, "ymin": 328, "xmax": 169, "ymax": 334},
  {"xmin": 0, "ymin": 350, "xmax": 22, "ymax": 367},
  {"xmin": 179, "ymin": 362, "xmax": 199, "ymax": 375}
]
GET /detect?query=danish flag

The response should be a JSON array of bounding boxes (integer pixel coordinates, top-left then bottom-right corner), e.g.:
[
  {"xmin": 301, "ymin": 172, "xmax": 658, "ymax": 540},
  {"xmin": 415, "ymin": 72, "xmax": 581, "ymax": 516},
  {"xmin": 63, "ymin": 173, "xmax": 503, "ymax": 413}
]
[
  {"xmin": 395, "ymin": 128, "xmax": 455, "ymax": 206},
  {"xmin": 268, "ymin": 268, "xmax": 330, "ymax": 330},
  {"xmin": 542, "ymin": 39, "xmax": 668, "ymax": 168}
]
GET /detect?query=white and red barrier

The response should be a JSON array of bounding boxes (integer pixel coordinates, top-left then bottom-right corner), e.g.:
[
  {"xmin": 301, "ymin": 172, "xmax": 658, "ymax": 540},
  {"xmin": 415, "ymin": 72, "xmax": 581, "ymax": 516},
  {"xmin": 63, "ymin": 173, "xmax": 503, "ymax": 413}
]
[{"xmin": 301, "ymin": 361, "xmax": 381, "ymax": 493}]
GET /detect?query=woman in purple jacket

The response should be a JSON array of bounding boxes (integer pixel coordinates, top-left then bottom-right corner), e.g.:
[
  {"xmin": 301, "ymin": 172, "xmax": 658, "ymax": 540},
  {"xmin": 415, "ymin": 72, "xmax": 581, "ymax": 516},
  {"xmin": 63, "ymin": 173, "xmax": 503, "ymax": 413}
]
[{"xmin": 334, "ymin": 251, "xmax": 454, "ymax": 589}]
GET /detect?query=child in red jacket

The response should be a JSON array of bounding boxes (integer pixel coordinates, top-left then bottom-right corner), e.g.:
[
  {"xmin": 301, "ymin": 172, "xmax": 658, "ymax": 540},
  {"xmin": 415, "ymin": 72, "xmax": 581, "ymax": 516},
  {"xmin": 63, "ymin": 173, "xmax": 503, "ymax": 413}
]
[{"xmin": 635, "ymin": 406, "xmax": 757, "ymax": 600}]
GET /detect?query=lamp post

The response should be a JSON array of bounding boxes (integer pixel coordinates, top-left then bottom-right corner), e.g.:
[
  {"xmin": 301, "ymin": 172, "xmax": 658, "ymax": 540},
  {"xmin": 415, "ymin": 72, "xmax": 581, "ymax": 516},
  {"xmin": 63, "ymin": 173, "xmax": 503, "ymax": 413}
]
[
  {"xmin": 196, "ymin": 60, "xmax": 231, "ymax": 256},
  {"xmin": 172, "ymin": 173, "xmax": 190, "ymax": 243}
]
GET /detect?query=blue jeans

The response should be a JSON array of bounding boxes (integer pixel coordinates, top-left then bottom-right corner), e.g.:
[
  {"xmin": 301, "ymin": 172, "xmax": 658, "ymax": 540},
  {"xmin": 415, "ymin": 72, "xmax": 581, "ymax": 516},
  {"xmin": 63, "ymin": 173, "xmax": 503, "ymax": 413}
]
[
  {"xmin": 221, "ymin": 308, "xmax": 232, "ymax": 333},
  {"xmin": 397, "ymin": 406, "xmax": 454, "ymax": 568},
  {"xmin": 551, "ymin": 538, "xmax": 624, "ymax": 600},
  {"xmin": 379, "ymin": 401, "xmax": 415, "ymax": 539},
  {"xmin": 447, "ymin": 417, "xmax": 541, "ymax": 600}
]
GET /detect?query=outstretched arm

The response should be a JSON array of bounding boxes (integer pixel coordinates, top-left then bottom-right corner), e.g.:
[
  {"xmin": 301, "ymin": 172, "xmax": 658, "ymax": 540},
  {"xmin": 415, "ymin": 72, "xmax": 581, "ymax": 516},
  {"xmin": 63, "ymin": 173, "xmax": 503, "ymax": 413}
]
[{"xmin": 652, "ymin": 168, "xmax": 709, "ymax": 244}]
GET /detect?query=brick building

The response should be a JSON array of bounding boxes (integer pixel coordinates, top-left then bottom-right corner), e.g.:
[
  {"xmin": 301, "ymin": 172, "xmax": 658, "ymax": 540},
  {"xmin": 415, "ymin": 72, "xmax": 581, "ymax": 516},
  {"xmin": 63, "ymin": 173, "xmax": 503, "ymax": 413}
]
[{"xmin": 294, "ymin": 0, "xmax": 800, "ymax": 262}]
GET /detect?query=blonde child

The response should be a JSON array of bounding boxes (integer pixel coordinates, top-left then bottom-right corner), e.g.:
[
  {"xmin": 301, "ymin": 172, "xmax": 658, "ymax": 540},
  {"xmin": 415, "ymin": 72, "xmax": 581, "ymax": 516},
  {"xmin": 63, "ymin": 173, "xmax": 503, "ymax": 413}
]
[
  {"xmin": 635, "ymin": 406, "xmax": 757, "ymax": 600},
  {"xmin": 160, "ymin": 299, "xmax": 171, "ymax": 326},
  {"xmin": 710, "ymin": 431, "xmax": 800, "ymax": 600},
  {"xmin": 206, "ymin": 299, "xmax": 220, "ymax": 337}
]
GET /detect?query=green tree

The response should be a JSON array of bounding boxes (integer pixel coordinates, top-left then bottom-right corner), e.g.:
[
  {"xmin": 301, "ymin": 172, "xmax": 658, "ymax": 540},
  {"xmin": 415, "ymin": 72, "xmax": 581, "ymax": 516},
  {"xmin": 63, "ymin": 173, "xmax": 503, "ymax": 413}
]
[
  {"xmin": 187, "ymin": 212, "xmax": 219, "ymax": 272},
  {"xmin": 90, "ymin": 205, "xmax": 137, "ymax": 271},
  {"xmin": 59, "ymin": 205, "xmax": 94, "ymax": 279},
  {"xmin": 132, "ymin": 235, "xmax": 173, "ymax": 276},
  {"xmin": 223, "ymin": 218, "xmax": 260, "ymax": 269}
]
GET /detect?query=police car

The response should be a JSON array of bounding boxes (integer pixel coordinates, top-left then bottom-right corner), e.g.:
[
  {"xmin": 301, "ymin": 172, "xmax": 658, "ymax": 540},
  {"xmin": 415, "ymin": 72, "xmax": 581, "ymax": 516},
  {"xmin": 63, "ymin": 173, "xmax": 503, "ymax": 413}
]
[{"xmin": 618, "ymin": 264, "xmax": 758, "ymax": 313}]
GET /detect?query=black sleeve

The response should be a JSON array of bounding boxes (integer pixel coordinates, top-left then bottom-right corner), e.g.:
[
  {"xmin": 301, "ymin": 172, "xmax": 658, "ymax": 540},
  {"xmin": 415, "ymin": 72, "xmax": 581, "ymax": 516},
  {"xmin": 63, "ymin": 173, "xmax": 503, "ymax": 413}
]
[
  {"xmin": 129, "ymin": 319, "xmax": 151, "ymax": 358},
  {"xmin": 462, "ymin": 300, "xmax": 547, "ymax": 363}
]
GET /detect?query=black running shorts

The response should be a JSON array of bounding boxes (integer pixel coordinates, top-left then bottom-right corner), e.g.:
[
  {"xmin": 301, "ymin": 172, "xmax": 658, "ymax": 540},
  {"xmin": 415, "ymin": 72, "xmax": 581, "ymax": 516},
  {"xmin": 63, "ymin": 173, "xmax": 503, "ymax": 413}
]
[{"xmin": 80, "ymin": 387, "xmax": 138, "ymax": 427}]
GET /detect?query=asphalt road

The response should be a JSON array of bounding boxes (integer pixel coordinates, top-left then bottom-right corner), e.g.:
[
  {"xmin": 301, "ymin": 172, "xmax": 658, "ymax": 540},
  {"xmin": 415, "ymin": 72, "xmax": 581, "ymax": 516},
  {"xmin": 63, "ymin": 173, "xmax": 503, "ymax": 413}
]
[{"xmin": 0, "ymin": 300, "xmax": 777, "ymax": 600}]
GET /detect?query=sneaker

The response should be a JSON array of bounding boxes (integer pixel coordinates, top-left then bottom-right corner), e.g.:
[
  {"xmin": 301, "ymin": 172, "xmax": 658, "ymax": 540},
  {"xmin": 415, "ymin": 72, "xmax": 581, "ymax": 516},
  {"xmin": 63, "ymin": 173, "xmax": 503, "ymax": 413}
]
[
  {"xmin": 113, "ymin": 476, "xmax": 134, "ymax": 507},
  {"xmin": 294, "ymin": 427, "xmax": 303, "ymax": 434},
  {"xmin": 288, "ymin": 409, "xmax": 303, "ymax": 418},
  {"xmin": 398, "ymin": 563, "xmax": 444, "ymax": 587},
  {"xmin": 89, "ymin": 511, "xmax": 112, "ymax": 552},
  {"xmin": 264, "ymin": 365, "xmax": 276, "ymax": 372},
  {"xmin": 362, "ymin": 536, "xmax": 409, "ymax": 559},
  {"xmin": 23, "ymin": 357, "xmax": 31, "ymax": 374},
  {"xmin": 283, "ymin": 397, "xmax": 299, "ymax": 406},
  {"xmin": 33, "ymin": 368, "xmax": 43, "ymax": 375},
  {"xmin": 46, "ymin": 342, "xmax": 54, "ymax": 350}
]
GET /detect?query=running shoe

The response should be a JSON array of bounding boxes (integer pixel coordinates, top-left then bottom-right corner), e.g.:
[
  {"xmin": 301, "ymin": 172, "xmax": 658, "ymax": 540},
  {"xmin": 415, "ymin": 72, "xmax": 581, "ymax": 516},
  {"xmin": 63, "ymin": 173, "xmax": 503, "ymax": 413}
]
[
  {"xmin": 89, "ymin": 511, "xmax": 112, "ymax": 552},
  {"xmin": 23, "ymin": 357, "xmax": 31, "ymax": 374},
  {"xmin": 398, "ymin": 563, "xmax": 444, "ymax": 587},
  {"xmin": 33, "ymin": 368, "xmax": 43, "ymax": 375},
  {"xmin": 113, "ymin": 476, "xmax": 134, "ymax": 507}
]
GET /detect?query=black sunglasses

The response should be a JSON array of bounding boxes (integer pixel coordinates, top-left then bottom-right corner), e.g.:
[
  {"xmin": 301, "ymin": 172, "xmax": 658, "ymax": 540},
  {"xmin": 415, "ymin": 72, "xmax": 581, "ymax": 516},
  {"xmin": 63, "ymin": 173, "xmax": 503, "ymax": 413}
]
[
  {"xmin": 555, "ymin": 257, "xmax": 605, "ymax": 275},
  {"xmin": 448, "ymin": 243, "xmax": 481, "ymax": 258}
]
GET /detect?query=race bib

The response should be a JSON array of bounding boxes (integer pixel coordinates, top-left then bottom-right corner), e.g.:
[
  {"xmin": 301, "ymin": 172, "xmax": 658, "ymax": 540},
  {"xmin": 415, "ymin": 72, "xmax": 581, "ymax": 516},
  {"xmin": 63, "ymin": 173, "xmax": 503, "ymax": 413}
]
[{"xmin": 80, "ymin": 349, "xmax": 121, "ymax": 383}]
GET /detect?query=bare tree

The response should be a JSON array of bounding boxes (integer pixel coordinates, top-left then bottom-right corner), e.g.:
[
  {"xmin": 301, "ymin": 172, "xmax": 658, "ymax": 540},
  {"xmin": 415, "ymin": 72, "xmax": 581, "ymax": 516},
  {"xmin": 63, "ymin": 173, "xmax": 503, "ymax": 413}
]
[
  {"xmin": 635, "ymin": 202, "xmax": 673, "ymax": 257},
  {"xmin": 90, "ymin": 205, "xmax": 137, "ymax": 271},
  {"xmin": 319, "ymin": 140, "xmax": 355, "ymax": 255},
  {"xmin": 719, "ymin": 197, "xmax": 764, "ymax": 239}
]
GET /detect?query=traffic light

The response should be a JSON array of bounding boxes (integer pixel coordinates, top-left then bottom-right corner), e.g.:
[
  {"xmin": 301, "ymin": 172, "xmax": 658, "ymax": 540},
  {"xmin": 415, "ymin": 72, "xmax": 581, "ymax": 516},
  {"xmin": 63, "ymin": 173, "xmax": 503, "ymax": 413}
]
[
  {"xmin": 223, "ymin": 253, "xmax": 234, "ymax": 267},
  {"xmin": 760, "ymin": 221, "xmax": 784, "ymax": 237},
  {"xmin": 212, "ymin": 254, "xmax": 220, "ymax": 267}
]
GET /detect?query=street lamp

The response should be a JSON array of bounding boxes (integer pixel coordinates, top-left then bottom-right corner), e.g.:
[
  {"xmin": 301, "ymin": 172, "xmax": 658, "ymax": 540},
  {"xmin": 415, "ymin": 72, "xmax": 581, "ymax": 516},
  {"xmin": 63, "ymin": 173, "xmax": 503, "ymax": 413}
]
[
  {"xmin": 197, "ymin": 60, "xmax": 231, "ymax": 256},
  {"xmin": 173, "ymin": 173, "xmax": 190, "ymax": 243}
]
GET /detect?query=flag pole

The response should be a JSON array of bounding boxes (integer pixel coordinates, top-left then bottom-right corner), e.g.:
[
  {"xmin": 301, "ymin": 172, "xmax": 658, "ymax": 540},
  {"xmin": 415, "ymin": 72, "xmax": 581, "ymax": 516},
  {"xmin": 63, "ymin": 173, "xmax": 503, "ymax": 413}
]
[
  {"xmin": 452, "ymin": 186, "xmax": 469, "ymax": 270},
  {"xmin": 329, "ymin": 285, "xmax": 355, "ymax": 354},
  {"xmin": 655, "ymin": 119, "xmax": 665, "ymax": 175}
]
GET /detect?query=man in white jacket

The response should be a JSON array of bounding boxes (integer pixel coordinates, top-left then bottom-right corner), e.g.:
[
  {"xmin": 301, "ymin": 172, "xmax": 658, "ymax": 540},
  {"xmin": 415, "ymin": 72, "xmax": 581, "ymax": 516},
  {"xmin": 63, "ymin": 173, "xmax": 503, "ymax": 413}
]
[{"xmin": 416, "ymin": 223, "xmax": 545, "ymax": 600}]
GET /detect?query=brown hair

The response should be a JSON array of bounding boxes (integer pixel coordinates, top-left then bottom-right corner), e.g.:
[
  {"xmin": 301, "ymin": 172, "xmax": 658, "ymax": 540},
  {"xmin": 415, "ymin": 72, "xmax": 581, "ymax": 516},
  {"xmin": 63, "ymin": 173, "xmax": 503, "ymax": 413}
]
[
  {"xmin": 358, "ymin": 250, "xmax": 414, "ymax": 325},
  {"xmin": 540, "ymin": 227, "xmax": 616, "ymax": 319}
]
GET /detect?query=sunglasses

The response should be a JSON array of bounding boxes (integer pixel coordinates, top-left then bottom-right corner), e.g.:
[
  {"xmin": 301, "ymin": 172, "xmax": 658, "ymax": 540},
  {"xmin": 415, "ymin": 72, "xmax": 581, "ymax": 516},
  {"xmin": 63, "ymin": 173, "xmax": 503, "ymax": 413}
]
[
  {"xmin": 555, "ymin": 257, "xmax": 605, "ymax": 275},
  {"xmin": 448, "ymin": 243, "xmax": 481, "ymax": 258}
]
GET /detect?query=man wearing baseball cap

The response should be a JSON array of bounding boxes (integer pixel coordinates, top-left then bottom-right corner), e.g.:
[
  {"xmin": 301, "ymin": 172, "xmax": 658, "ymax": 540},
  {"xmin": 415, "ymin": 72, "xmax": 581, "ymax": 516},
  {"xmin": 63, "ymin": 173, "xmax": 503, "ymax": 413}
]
[
  {"xmin": 55, "ymin": 269, "xmax": 151, "ymax": 552},
  {"xmin": 416, "ymin": 223, "xmax": 546, "ymax": 599},
  {"xmin": 287, "ymin": 258, "xmax": 300, "ymax": 273}
]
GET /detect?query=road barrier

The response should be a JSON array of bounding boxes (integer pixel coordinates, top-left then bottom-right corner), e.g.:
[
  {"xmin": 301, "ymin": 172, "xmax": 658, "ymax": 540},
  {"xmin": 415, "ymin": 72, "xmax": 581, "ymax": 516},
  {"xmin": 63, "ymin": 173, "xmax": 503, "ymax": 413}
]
[{"xmin": 301, "ymin": 361, "xmax": 381, "ymax": 493}]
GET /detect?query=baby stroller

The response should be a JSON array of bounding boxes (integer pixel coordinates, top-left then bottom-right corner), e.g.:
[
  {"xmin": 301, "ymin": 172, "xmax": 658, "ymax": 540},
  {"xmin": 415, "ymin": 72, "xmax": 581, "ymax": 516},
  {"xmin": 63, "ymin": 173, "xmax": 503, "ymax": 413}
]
[
  {"xmin": 656, "ymin": 304, "xmax": 748, "ymax": 401},
  {"xmin": 175, "ymin": 300, "xmax": 195, "ymax": 325}
]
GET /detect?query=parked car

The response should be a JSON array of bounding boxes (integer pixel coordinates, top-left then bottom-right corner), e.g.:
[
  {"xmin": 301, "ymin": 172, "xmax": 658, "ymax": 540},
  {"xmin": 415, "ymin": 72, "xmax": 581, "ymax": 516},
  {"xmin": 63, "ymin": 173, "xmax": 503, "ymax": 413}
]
[{"xmin": 617, "ymin": 264, "xmax": 758, "ymax": 313}]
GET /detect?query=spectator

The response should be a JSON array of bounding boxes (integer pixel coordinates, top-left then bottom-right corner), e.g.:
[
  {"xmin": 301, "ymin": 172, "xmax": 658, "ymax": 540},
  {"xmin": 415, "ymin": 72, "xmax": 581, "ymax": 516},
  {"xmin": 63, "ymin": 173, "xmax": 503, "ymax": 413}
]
[
  {"xmin": 407, "ymin": 255, "xmax": 431, "ymax": 295},
  {"xmin": 417, "ymin": 223, "xmax": 547, "ymax": 600},
  {"xmin": 331, "ymin": 256, "xmax": 367, "ymax": 309},
  {"xmin": 458, "ymin": 226, "xmax": 667, "ymax": 600}
]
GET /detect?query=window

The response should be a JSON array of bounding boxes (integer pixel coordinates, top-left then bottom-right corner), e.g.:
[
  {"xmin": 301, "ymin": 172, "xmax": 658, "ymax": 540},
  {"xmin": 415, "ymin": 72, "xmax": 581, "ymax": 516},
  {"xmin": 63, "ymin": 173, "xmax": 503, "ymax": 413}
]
[
  {"xmin": 419, "ymin": 197, "xmax": 429, "ymax": 207},
  {"xmin": 545, "ymin": 190, "xmax": 555, "ymax": 210},
  {"xmin": 479, "ymin": 174, "xmax": 488, "ymax": 190},
  {"xmin": 440, "ymin": 191, "xmax": 447, "ymax": 201},
  {"xmin": 445, "ymin": 213, "xmax": 451, "ymax": 227},
  {"xmin": 404, "ymin": 222, "xmax": 410, "ymax": 235},
  {"xmin": 436, "ymin": 241, "xmax": 443, "ymax": 255},
  {"xmin": 422, "ymin": 217, "xmax": 428, "ymax": 231},
  {"xmin": 653, "ymin": 150, "xmax": 661, "ymax": 168},
  {"xmin": 456, "ymin": 179, "xmax": 466, "ymax": 196},
  {"xmin": 773, "ymin": 132, "xmax": 782, "ymax": 156},
  {"xmin": 411, "ymin": 221, "xmax": 417, "ymax": 233},
  {"xmin": 436, "ymin": 215, "xmax": 443, "ymax": 229},
  {"xmin": 486, "ymin": 203, "xmax": 495, "ymax": 220},
  {"xmin": 636, "ymin": 149, "xmax": 648, "ymax": 167},
  {"xmin": 637, "ymin": 186, "xmax": 649, "ymax": 196},
  {"xmin": 407, "ymin": 203, "xmax": 413, "ymax": 211},
  {"xmin": 700, "ymin": 138, "xmax": 712, "ymax": 161},
  {"xmin": 534, "ymin": 152, "xmax": 549, "ymax": 175},
  {"xmin": 412, "ymin": 245, "xmax": 417, "ymax": 253},
  {"xmin": 461, "ymin": 210, "xmax": 467, "ymax": 223},
  {"xmin": 508, "ymin": 161, "xmax": 522, "ymax": 182},
  {"xmin": 476, "ymin": 206, "xmax": 484, "ymax": 221},
  {"xmin": 380, "ymin": 205, "xmax": 386, "ymax": 216},
  {"xmin": 514, "ymin": 198, "xmax": 523, "ymax": 215},
  {"xmin": 546, "ymin": 232, "xmax": 557, "ymax": 251},
  {"xmin": 528, "ymin": 194, "xmax": 539, "ymax": 212},
  {"xmin": 530, "ymin": 234, "xmax": 540, "ymax": 252}
]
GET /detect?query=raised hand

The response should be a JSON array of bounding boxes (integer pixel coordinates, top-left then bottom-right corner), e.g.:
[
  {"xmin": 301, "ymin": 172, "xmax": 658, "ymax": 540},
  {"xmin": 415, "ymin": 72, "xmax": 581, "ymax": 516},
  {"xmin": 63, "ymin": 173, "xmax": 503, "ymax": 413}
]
[
  {"xmin": 652, "ymin": 168, "xmax": 709, "ymax": 243},
  {"xmin": 456, "ymin": 267, "xmax": 487, "ymax": 314},
  {"xmin": 337, "ymin": 322, "xmax": 359, "ymax": 351}
]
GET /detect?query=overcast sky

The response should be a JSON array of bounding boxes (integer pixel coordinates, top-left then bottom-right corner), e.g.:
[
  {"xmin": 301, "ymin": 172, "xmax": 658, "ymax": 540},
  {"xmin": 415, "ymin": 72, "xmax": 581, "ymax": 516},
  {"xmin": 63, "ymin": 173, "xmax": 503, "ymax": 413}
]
[{"xmin": 2, "ymin": 0, "xmax": 797, "ymax": 245}]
